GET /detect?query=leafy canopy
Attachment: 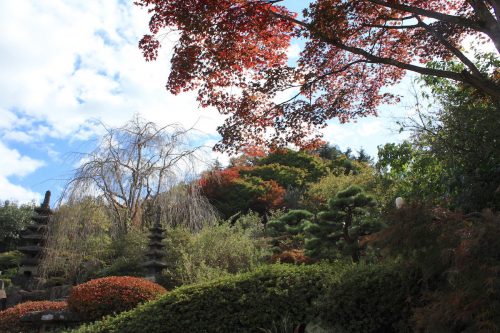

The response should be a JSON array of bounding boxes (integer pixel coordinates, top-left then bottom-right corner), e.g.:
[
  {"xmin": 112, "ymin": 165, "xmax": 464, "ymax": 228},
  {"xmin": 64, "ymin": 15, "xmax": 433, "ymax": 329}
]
[{"xmin": 137, "ymin": 0, "xmax": 500, "ymax": 152}]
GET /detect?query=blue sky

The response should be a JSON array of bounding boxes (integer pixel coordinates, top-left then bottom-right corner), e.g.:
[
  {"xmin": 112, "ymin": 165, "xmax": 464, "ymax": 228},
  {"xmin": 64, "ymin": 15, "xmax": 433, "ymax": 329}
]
[{"xmin": 0, "ymin": 0, "xmax": 412, "ymax": 204}]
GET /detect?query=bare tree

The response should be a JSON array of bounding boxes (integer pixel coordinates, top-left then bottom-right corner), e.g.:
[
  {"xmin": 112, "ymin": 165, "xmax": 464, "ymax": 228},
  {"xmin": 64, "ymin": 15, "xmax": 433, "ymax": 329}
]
[{"xmin": 62, "ymin": 116, "xmax": 203, "ymax": 235}]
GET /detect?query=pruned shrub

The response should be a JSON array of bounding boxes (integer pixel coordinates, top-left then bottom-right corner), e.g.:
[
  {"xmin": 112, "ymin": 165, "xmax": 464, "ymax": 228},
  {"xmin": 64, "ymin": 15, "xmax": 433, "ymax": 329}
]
[
  {"xmin": 68, "ymin": 263, "xmax": 348, "ymax": 333},
  {"xmin": 318, "ymin": 263, "xmax": 421, "ymax": 332},
  {"xmin": 68, "ymin": 276, "xmax": 167, "ymax": 321},
  {"xmin": 0, "ymin": 301, "xmax": 67, "ymax": 333}
]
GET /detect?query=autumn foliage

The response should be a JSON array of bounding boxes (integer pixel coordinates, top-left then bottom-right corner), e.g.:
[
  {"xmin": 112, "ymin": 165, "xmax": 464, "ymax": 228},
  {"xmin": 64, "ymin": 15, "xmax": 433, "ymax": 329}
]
[
  {"xmin": 137, "ymin": 0, "xmax": 499, "ymax": 152},
  {"xmin": 68, "ymin": 276, "xmax": 167, "ymax": 320},
  {"xmin": 0, "ymin": 301, "xmax": 67, "ymax": 333}
]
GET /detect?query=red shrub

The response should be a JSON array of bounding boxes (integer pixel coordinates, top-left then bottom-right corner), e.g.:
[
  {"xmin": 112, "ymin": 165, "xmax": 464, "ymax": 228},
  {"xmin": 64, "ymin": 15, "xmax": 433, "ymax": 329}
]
[
  {"xmin": 0, "ymin": 301, "xmax": 67, "ymax": 333},
  {"xmin": 68, "ymin": 276, "xmax": 167, "ymax": 320}
]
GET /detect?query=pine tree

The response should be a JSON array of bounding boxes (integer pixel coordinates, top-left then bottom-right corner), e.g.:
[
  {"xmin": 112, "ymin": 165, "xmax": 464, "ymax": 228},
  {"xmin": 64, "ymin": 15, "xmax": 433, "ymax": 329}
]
[
  {"xmin": 305, "ymin": 186, "xmax": 382, "ymax": 262},
  {"xmin": 267, "ymin": 210, "xmax": 313, "ymax": 253}
]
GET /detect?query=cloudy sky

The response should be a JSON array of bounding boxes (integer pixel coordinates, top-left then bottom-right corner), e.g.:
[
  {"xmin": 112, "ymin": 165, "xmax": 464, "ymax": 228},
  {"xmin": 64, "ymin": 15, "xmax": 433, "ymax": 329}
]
[{"xmin": 0, "ymin": 0, "xmax": 411, "ymax": 204}]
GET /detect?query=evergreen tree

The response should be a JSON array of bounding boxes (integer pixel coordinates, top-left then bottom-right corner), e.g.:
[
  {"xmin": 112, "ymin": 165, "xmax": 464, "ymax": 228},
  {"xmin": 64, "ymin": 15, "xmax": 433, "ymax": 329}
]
[
  {"xmin": 267, "ymin": 210, "xmax": 313, "ymax": 253},
  {"xmin": 305, "ymin": 186, "xmax": 382, "ymax": 262}
]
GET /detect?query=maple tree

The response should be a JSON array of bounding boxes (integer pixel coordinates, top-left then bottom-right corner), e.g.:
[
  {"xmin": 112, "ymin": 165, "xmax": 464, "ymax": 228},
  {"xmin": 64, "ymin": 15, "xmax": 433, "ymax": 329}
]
[{"xmin": 137, "ymin": 0, "xmax": 500, "ymax": 152}]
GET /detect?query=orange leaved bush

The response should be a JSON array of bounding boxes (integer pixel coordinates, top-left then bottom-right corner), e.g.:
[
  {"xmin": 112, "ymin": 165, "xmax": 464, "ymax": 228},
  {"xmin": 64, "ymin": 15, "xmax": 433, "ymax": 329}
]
[
  {"xmin": 68, "ymin": 276, "xmax": 167, "ymax": 320},
  {"xmin": 271, "ymin": 249, "xmax": 311, "ymax": 265},
  {"xmin": 0, "ymin": 301, "xmax": 67, "ymax": 333}
]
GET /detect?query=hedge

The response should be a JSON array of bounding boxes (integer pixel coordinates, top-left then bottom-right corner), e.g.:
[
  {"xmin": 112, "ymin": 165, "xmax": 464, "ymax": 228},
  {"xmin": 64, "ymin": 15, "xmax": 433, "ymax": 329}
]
[
  {"xmin": 318, "ymin": 263, "xmax": 421, "ymax": 332},
  {"xmin": 68, "ymin": 263, "xmax": 347, "ymax": 333},
  {"xmin": 69, "ymin": 263, "xmax": 421, "ymax": 333}
]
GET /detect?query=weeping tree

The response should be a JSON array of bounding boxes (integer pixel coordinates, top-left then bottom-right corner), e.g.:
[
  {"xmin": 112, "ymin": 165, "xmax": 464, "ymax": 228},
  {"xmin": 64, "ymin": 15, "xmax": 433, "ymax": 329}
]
[
  {"xmin": 42, "ymin": 117, "xmax": 220, "ymax": 281},
  {"xmin": 62, "ymin": 116, "xmax": 206, "ymax": 235}
]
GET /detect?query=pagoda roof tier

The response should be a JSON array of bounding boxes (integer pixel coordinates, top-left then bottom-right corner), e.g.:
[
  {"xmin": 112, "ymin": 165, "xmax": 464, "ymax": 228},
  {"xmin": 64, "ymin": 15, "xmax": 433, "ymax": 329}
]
[
  {"xmin": 34, "ymin": 207, "xmax": 53, "ymax": 215},
  {"xmin": 142, "ymin": 260, "xmax": 167, "ymax": 269},
  {"xmin": 148, "ymin": 241, "xmax": 166, "ymax": 248},
  {"xmin": 146, "ymin": 249, "xmax": 166, "ymax": 257},
  {"xmin": 149, "ymin": 226, "xmax": 164, "ymax": 232},
  {"xmin": 21, "ymin": 257, "xmax": 41, "ymax": 266},
  {"xmin": 148, "ymin": 235, "xmax": 165, "ymax": 241},
  {"xmin": 18, "ymin": 245, "xmax": 43, "ymax": 254},
  {"xmin": 26, "ymin": 224, "xmax": 47, "ymax": 232},
  {"xmin": 31, "ymin": 215, "xmax": 51, "ymax": 223},
  {"xmin": 22, "ymin": 234, "xmax": 45, "ymax": 240}
]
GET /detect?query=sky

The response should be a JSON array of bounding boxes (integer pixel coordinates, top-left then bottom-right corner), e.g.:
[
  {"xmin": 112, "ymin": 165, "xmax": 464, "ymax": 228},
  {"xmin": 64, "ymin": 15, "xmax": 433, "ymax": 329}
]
[{"xmin": 0, "ymin": 0, "xmax": 412, "ymax": 204}]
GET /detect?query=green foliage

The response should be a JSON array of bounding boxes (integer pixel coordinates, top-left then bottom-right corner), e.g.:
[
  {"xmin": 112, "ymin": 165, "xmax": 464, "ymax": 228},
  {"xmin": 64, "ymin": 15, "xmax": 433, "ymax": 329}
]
[
  {"xmin": 67, "ymin": 263, "xmax": 348, "ymax": 333},
  {"xmin": 305, "ymin": 186, "xmax": 383, "ymax": 261},
  {"xmin": 383, "ymin": 52, "xmax": 500, "ymax": 212},
  {"xmin": 161, "ymin": 223, "xmax": 267, "ymax": 289},
  {"xmin": 267, "ymin": 210, "xmax": 313, "ymax": 255},
  {"xmin": 0, "ymin": 201, "xmax": 34, "ymax": 251},
  {"xmin": 306, "ymin": 161, "xmax": 377, "ymax": 212},
  {"xmin": 375, "ymin": 205, "xmax": 500, "ymax": 332},
  {"xmin": 376, "ymin": 141, "xmax": 446, "ymax": 210},
  {"xmin": 267, "ymin": 210, "xmax": 313, "ymax": 236},
  {"xmin": 318, "ymin": 263, "xmax": 421, "ymax": 333},
  {"xmin": 93, "ymin": 231, "xmax": 149, "ymax": 279},
  {"xmin": 0, "ymin": 251, "xmax": 23, "ymax": 271},
  {"xmin": 258, "ymin": 149, "xmax": 329, "ymax": 183},
  {"xmin": 240, "ymin": 163, "xmax": 307, "ymax": 188},
  {"xmin": 202, "ymin": 172, "xmax": 284, "ymax": 218},
  {"xmin": 40, "ymin": 198, "xmax": 113, "ymax": 283}
]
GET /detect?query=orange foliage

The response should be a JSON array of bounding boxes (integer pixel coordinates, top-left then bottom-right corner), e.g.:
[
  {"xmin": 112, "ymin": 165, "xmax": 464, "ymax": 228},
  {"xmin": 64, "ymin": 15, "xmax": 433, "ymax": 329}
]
[
  {"xmin": 68, "ymin": 276, "xmax": 167, "ymax": 320},
  {"xmin": 271, "ymin": 249, "xmax": 311, "ymax": 265},
  {"xmin": 0, "ymin": 301, "xmax": 67, "ymax": 333}
]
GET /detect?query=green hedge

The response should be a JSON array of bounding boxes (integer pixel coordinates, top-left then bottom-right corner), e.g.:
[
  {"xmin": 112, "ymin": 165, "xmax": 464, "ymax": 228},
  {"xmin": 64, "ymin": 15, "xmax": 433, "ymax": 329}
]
[
  {"xmin": 318, "ymin": 263, "xmax": 421, "ymax": 333},
  {"xmin": 68, "ymin": 263, "xmax": 347, "ymax": 333},
  {"xmin": 68, "ymin": 263, "xmax": 421, "ymax": 333}
]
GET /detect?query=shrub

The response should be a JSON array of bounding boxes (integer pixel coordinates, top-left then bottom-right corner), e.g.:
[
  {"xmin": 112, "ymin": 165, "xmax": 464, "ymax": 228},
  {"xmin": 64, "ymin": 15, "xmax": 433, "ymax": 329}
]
[
  {"xmin": 0, "ymin": 250, "xmax": 23, "ymax": 271},
  {"xmin": 0, "ymin": 301, "xmax": 67, "ymax": 333},
  {"xmin": 68, "ymin": 276, "xmax": 167, "ymax": 321},
  {"xmin": 270, "ymin": 249, "xmax": 311, "ymax": 265},
  {"xmin": 162, "ymin": 223, "xmax": 267, "ymax": 288},
  {"xmin": 68, "ymin": 263, "xmax": 348, "ymax": 333},
  {"xmin": 318, "ymin": 263, "xmax": 421, "ymax": 332}
]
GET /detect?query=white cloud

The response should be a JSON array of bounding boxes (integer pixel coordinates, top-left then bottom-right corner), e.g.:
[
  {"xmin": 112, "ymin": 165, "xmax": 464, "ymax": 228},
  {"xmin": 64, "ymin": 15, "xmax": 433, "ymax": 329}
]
[
  {"xmin": 0, "ymin": 177, "xmax": 41, "ymax": 204},
  {"xmin": 287, "ymin": 43, "xmax": 301, "ymax": 59},
  {"xmin": 0, "ymin": 143, "xmax": 44, "ymax": 203},
  {"xmin": 0, "ymin": 143, "xmax": 45, "ymax": 178},
  {"xmin": 0, "ymin": 0, "xmax": 224, "ymax": 141},
  {"xmin": 357, "ymin": 120, "xmax": 383, "ymax": 137}
]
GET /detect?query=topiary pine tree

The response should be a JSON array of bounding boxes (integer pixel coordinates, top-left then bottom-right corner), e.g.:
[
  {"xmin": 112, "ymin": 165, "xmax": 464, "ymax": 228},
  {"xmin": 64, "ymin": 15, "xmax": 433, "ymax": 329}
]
[
  {"xmin": 305, "ymin": 185, "xmax": 382, "ymax": 262},
  {"xmin": 267, "ymin": 210, "xmax": 314, "ymax": 253}
]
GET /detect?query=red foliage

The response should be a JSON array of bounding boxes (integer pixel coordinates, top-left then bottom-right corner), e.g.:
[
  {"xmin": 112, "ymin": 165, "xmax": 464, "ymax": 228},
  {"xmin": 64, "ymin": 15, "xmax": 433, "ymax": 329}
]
[
  {"xmin": 136, "ymin": 0, "xmax": 499, "ymax": 153},
  {"xmin": 271, "ymin": 249, "xmax": 311, "ymax": 265},
  {"xmin": 0, "ymin": 301, "xmax": 67, "ymax": 333},
  {"xmin": 256, "ymin": 179, "xmax": 285, "ymax": 210},
  {"xmin": 68, "ymin": 276, "xmax": 167, "ymax": 320}
]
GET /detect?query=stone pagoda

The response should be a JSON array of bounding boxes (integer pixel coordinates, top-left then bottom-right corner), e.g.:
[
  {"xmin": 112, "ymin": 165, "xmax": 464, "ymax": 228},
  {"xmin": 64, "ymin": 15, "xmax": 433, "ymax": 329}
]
[
  {"xmin": 143, "ymin": 211, "xmax": 167, "ymax": 282},
  {"xmin": 18, "ymin": 191, "xmax": 53, "ymax": 278}
]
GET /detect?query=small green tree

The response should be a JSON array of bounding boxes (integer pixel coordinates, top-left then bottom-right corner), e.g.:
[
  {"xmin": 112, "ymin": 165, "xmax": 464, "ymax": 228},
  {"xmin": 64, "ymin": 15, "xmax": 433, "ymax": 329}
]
[
  {"xmin": 0, "ymin": 201, "xmax": 35, "ymax": 251},
  {"xmin": 305, "ymin": 186, "xmax": 382, "ymax": 262},
  {"xmin": 267, "ymin": 210, "xmax": 313, "ymax": 253}
]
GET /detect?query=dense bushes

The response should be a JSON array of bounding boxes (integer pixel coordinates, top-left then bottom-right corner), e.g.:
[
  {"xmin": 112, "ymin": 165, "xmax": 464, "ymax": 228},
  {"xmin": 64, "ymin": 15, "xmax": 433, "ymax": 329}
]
[
  {"xmin": 68, "ymin": 264, "xmax": 348, "ymax": 333},
  {"xmin": 161, "ymin": 223, "xmax": 267, "ymax": 288},
  {"xmin": 68, "ymin": 276, "xmax": 166, "ymax": 321},
  {"xmin": 376, "ymin": 205, "xmax": 500, "ymax": 332},
  {"xmin": 0, "ymin": 301, "xmax": 67, "ymax": 333},
  {"xmin": 319, "ymin": 264, "xmax": 421, "ymax": 332}
]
